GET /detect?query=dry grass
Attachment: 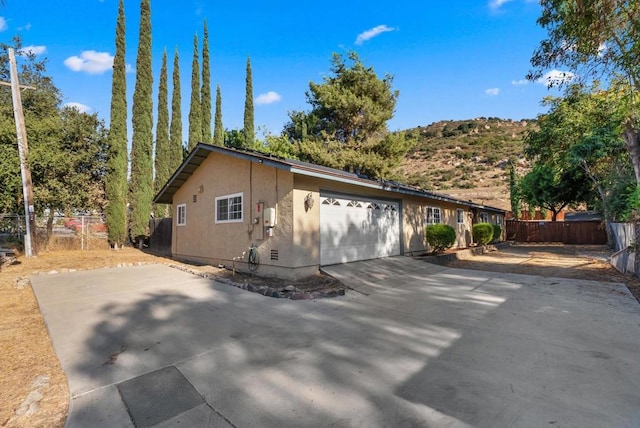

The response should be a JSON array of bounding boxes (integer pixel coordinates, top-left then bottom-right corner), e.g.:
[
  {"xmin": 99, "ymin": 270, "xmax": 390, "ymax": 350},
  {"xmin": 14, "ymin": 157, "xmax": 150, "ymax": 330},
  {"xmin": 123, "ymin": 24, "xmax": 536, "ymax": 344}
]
[{"xmin": 0, "ymin": 248, "xmax": 171, "ymax": 428}]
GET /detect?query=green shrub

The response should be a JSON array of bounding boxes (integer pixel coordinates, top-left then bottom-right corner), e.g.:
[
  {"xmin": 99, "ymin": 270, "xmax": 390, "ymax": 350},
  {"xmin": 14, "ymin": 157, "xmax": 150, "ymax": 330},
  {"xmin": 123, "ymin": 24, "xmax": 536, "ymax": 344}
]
[
  {"xmin": 426, "ymin": 224, "xmax": 456, "ymax": 253},
  {"xmin": 473, "ymin": 223, "xmax": 494, "ymax": 245},
  {"xmin": 491, "ymin": 224, "xmax": 502, "ymax": 242}
]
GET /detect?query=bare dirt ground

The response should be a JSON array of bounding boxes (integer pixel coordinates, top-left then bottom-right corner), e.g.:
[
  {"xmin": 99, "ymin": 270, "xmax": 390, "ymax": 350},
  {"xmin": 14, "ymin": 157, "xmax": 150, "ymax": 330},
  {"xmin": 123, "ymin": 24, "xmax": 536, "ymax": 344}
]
[
  {"xmin": 0, "ymin": 248, "xmax": 343, "ymax": 428},
  {"xmin": 431, "ymin": 243, "xmax": 640, "ymax": 304}
]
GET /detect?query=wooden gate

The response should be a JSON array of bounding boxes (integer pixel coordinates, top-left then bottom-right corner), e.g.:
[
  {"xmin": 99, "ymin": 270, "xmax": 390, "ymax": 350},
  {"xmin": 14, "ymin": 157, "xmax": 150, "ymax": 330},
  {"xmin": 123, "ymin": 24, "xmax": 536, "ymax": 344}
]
[
  {"xmin": 149, "ymin": 218, "xmax": 172, "ymax": 255},
  {"xmin": 506, "ymin": 220, "xmax": 606, "ymax": 245}
]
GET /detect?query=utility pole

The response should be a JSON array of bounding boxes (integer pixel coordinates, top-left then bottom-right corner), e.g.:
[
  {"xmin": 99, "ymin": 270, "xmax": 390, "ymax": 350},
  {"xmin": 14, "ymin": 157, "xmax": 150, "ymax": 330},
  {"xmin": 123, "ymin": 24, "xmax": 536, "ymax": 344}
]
[{"xmin": 7, "ymin": 48, "xmax": 37, "ymax": 257}]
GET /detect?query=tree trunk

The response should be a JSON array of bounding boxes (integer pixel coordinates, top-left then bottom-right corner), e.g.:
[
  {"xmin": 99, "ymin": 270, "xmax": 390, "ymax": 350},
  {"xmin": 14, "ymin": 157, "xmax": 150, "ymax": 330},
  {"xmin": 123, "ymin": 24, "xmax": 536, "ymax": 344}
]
[
  {"xmin": 623, "ymin": 123, "xmax": 640, "ymax": 277},
  {"xmin": 45, "ymin": 211, "xmax": 54, "ymax": 249},
  {"xmin": 623, "ymin": 122, "xmax": 640, "ymax": 184}
]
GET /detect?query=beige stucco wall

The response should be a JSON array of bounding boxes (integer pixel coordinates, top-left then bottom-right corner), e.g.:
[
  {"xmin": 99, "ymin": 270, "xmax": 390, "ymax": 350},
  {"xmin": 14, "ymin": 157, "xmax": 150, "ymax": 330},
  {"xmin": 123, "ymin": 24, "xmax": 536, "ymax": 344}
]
[
  {"xmin": 291, "ymin": 175, "xmax": 476, "ymax": 258},
  {"xmin": 171, "ymin": 153, "xmax": 310, "ymax": 278},
  {"xmin": 403, "ymin": 197, "xmax": 474, "ymax": 255},
  {"xmin": 170, "ymin": 153, "xmax": 501, "ymax": 278}
]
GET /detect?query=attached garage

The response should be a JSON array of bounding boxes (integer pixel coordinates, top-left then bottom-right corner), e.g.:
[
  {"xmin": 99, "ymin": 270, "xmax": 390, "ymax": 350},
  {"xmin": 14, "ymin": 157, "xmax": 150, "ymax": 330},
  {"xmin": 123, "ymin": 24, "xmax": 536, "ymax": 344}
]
[
  {"xmin": 155, "ymin": 144, "xmax": 507, "ymax": 279},
  {"xmin": 320, "ymin": 193, "xmax": 401, "ymax": 265}
]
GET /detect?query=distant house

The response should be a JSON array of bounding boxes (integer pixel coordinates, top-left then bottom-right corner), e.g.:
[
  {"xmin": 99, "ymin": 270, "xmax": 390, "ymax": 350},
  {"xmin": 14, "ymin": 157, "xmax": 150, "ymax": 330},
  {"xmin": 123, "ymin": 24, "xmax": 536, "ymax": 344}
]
[{"xmin": 154, "ymin": 144, "xmax": 506, "ymax": 279}]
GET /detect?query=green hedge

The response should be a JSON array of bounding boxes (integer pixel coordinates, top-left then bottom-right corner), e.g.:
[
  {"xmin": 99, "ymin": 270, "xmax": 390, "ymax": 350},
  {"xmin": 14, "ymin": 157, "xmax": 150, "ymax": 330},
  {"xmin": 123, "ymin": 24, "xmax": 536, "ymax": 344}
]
[
  {"xmin": 473, "ymin": 223, "xmax": 494, "ymax": 245},
  {"xmin": 426, "ymin": 224, "xmax": 456, "ymax": 253},
  {"xmin": 491, "ymin": 224, "xmax": 502, "ymax": 242}
]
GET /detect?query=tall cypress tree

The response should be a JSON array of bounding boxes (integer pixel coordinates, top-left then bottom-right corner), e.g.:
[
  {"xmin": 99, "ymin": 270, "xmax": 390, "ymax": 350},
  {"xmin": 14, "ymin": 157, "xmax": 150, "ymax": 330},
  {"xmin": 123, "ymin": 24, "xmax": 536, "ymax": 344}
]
[
  {"xmin": 213, "ymin": 84, "xmax": 224, "ymax": 146},
  {"xmin": 200, "ymin": 20, "xmax": 212, "ymax": 143},
  {"xmin": 154, "ymin": 49, "xmax": 170, "ymax": 217},
  {"xmin": 188, "ymin": 33, "xmax": 201, "ymax": 151},
  {"xmin": 105, "ymin": 0, "xmax": 128, "ymax": 248},
  {"xmin": 243, "ymin": 56, "xmax": 254, "ymax": 147},
  {"xmin": 170, "ymin": 48, "xmax": 183, "ymax": 163},
  {"xmin": 129, "ymin": 0, "xmax": 153, "ymax": 243}
]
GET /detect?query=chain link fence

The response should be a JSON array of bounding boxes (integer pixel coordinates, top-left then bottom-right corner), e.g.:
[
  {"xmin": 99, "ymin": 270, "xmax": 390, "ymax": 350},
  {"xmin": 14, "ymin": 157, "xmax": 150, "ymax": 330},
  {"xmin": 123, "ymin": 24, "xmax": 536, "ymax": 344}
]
[{"xmin": 0, "ymin": 213, "xmax": 109, "ymax": 252}]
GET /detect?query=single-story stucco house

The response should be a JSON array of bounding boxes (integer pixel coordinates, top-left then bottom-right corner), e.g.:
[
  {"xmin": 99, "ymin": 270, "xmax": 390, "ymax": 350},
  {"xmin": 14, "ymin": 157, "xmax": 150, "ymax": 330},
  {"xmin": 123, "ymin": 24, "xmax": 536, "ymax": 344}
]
[{"xmin": 154, "ymin": 144, "xmax": 506, "ymax": 279}]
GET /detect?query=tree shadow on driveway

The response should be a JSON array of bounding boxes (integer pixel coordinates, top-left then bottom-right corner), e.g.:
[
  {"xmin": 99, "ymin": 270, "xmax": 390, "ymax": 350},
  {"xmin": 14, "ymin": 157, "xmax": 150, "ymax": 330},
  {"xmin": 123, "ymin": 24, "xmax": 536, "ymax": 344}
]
[{"xmin": 33, "ymin": 260, "xmax": 640, "ymax": 427}]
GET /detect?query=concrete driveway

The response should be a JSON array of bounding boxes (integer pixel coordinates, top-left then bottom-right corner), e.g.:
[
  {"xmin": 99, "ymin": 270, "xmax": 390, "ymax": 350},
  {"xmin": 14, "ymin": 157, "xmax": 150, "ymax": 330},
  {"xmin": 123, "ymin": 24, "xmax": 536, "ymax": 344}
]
[{"xmin": 31, "ymin": 258, "xmax": 640, "ymax": 427}]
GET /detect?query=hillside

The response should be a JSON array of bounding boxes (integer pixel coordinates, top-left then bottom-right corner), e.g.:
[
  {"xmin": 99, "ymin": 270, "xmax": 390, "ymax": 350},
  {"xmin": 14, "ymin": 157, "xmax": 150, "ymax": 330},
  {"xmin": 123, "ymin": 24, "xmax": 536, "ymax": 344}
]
[{"xmin": 399, "ymin": 118, "xmax": 536, "ymax": 211}]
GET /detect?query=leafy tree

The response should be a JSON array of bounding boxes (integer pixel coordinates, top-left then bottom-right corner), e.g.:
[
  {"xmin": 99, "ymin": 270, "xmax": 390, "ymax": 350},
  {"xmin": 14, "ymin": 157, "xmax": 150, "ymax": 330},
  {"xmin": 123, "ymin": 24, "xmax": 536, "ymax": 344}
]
[
  {"xmin": 426, "ymin": 224, "xmax": 456, "ymax": 253},
  {"xmin": 529, "ymin": 0, "xmax": 640, "ymax": 185},
  {"xmin": 0, "ymin": 40, "xmax": 107, "ymax": 242},
  {"xmin": 170, "ymin": 48, "xmax": 183, "ymax": 162},
  {"xmin": 224, "ymin": 129, "xmax": 244, "ymax": 149},
  {"xmin": 261, "ymin": 134, "xmax": 295, "ymax": 159},
  {"xmin": 286, "ymin": 52, "xmax": 412, "ymax": 179},
  {"xmin": 105, "ymin": 0, "xmax": 128, "ymax": 247},
  {"xmin": 154, "ymin": 49, "xmax": 170, "ymax": 217},
  {"xmin": 527, "ymin": 84, "xmax": 633, "ymax": 243},
  {"xmin": 200, "ymin": 20, "xmax": 212, "ymax": 143},
  {"xmin": 0, "ymin": 38, "xmax": 59, "ymax": 214},
  {"xmin": 519, "ymin": 163, "xmax": 593, "ymax": 221},
  {"xmin": 243, "ymin": 56, "xmax": 254, "ymax": 147},
  {"xmin": 213, "ymin": 84, "xmax": 224, "ymax": 146},
  {"xmin": 129, "ymin": 0, "xmax": 154, "ymax": 244},
  {"xmin": 188, "ymin": 33, "xmax": 201, "ymax": 151},
  {"xmin": 308, "ymin": 51, "xmax": 398, "ymax": 144}
]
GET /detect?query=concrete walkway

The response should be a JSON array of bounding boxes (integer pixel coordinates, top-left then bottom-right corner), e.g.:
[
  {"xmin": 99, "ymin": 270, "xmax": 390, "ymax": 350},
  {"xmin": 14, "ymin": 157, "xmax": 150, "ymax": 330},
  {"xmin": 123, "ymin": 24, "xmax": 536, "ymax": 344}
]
[{"xmin": 31, "ymin": 258, "xmax": 640, "ymax": 427}]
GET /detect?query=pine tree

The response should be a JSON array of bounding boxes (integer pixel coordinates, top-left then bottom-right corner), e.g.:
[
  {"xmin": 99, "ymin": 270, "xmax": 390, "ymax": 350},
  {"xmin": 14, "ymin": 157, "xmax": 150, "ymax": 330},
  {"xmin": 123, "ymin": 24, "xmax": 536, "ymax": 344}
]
[
  {"xmin": 154, "ymin": 49, "xmax": 170, "ymax": 217},
  {"xmin": 105, "ymin": 0, "xmax": 128, "ymax": 248},
  {"xmin": 213, "ymin": 84, "xmax": 224, "ymax": 146},
  {"xmin": 170, "ymin": 48, "xmax": 183, "ymax": 163},
  {"xmin": 188, "ymin": 33, "xmax": 201, "ymax": 151},
  {"xmin": 129, "ymin": 0, "xmax": 154, "ymax": 243},
  {"xmin": 200, "ymin": 20, "xmax": 212, "ymax": 143},
  {"xmin": 243, "ymin": 56, "xmax": 254, "ymax": 147}
]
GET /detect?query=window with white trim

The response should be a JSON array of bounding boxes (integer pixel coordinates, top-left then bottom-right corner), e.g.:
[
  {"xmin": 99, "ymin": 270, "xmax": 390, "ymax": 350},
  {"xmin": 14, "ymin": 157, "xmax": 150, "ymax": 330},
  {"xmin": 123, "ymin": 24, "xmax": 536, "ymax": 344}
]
[
  {"xmin": 495, "ymin": 214, "xmax": 502, "ymax": 225},
  {"xmin": 457, "ymin": 209, "xmax": 465, "ymax": 224},
  {"xmin": 176, "ymin": 204, "xmax": 186, "ymax": 226},
  {"xmin": 215, "ymin": 192, "xmax": 243, "ymax": 223},
  {"xmin": 426, "ymin": 207, "xmax": 441, "ymax": 224},
  {"xmin": 479, "ymin": 212, "xmax": 489, "ymax": 223}
]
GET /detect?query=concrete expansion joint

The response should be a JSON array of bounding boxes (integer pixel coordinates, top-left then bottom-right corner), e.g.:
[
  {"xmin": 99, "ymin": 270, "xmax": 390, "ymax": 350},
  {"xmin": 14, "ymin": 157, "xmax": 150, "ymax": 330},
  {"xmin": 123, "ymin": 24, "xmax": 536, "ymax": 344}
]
[{"xmin": 203, "ymin": 401, "xmax": 239, "ymax": 428}]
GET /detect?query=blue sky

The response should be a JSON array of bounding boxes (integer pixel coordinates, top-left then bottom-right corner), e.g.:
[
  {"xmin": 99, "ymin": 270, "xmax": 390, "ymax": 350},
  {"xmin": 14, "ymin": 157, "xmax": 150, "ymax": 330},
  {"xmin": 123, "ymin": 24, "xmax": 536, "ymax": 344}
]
[{"xmin": 1, "ymin": 0, "xmax": 571, "ymax": 139}]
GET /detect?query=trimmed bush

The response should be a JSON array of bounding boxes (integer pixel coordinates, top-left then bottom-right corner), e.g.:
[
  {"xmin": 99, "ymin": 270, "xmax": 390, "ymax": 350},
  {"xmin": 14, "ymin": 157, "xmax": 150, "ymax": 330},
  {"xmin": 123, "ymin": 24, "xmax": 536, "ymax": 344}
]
[
  {"xmin": 491, "ymin": 224, "xmax": 502, "ymax": 242},
  {"xmin": 473, "ymin": 223, "xmax": 494, "ymax": 245},
  {"xmin": 426, "ymin": 224, "xmax": 456, "ymax": 253}
]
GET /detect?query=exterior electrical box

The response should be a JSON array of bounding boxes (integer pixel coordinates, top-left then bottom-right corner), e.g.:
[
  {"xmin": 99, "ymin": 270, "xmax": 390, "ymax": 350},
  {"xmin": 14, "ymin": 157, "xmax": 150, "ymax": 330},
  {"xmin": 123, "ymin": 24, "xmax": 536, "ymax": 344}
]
[
  {"xmin": 264, "ymin": 207, "xmax": 276, "ymax": 227},
  {"xmin": 264, "ymin": 207, "xmax": 276, "ymax": 237}
]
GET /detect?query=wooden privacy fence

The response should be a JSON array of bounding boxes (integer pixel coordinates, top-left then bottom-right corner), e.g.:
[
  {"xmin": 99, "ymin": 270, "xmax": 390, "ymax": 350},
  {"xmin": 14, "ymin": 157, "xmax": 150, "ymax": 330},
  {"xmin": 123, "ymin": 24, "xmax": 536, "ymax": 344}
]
[
  {"xmin": 506, "ymin": 220, "xmax": 607, "ymax": 245},
  {"xmin": 149, "ymin": 218, "xmax": 172, "ymax": 255}
]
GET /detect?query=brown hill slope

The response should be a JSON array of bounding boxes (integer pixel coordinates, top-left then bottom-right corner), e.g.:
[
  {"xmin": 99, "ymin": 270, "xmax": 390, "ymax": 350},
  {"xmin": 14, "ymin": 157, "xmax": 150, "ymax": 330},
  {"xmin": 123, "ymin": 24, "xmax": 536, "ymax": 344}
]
[{"xmin": 400, "ymin": 117, "xmax": 535, "ymax": 211}]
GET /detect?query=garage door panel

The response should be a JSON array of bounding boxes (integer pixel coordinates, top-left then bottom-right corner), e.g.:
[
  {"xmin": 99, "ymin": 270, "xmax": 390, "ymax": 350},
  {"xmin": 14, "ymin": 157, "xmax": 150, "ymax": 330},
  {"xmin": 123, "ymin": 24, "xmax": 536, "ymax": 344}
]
[{"xmin": 320, "ymin": 195, "xmax": 400, "ymax": 265}]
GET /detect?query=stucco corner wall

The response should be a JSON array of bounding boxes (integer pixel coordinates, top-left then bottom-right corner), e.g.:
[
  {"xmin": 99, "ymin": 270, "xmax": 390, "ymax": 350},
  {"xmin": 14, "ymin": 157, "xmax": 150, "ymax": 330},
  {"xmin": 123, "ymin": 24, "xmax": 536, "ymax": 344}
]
[{"xmin": 170, "ymin": 153, "xmax": 305, "ymax": 278}]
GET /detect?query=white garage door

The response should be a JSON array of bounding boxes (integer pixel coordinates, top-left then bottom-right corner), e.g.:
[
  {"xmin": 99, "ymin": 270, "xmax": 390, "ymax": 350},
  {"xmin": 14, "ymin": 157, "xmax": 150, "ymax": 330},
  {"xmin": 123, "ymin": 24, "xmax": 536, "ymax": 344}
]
[{"xmin": 320, "ymin": 194, "xmax": 400, "ymax": 266}]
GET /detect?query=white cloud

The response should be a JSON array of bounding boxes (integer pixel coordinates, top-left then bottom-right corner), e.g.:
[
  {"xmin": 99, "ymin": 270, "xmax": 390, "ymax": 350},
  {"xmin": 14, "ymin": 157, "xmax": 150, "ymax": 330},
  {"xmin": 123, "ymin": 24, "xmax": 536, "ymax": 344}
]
[
  {"xmin": 64, "ymin": 50, "xmax": 114, "ymax": 74},
  {"xmin": 485, "ymin": 88, "xmax": 500, "ymax": 96},
  {"xmin": 0, "ymin": 17, "xmax": 7, "ymax": 32},
  {"xmin": 355, "ymin": 24, "xmax": 396, "ymax": 45},
  {"xmin": 598, "ymin": 42, "xmax": 608, "ymax": 57},
  {"xmin": 63, "ymin": 102, "xmax": 92, "ymax": 113},
  {"xmin": 511, "ymin": 79, "xmax": 529, "ymax": 86},
  {"xmin": 537, "ymin": 69, "xmax": 576, "ymax": 87},
  {"xmin": 489, "ymin": 0, "xmax": 514, "ymax": 10},
  {"xmin": 18, "ymin": 45, "xmax": 46, "ymax": 57},
  {"xmin": 255, "ymin": 91, "xmax": 282, "ymax": 105},
  {"xmin": 18, "ymin": 23, "xmax": 32, "ymax": 31}
]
